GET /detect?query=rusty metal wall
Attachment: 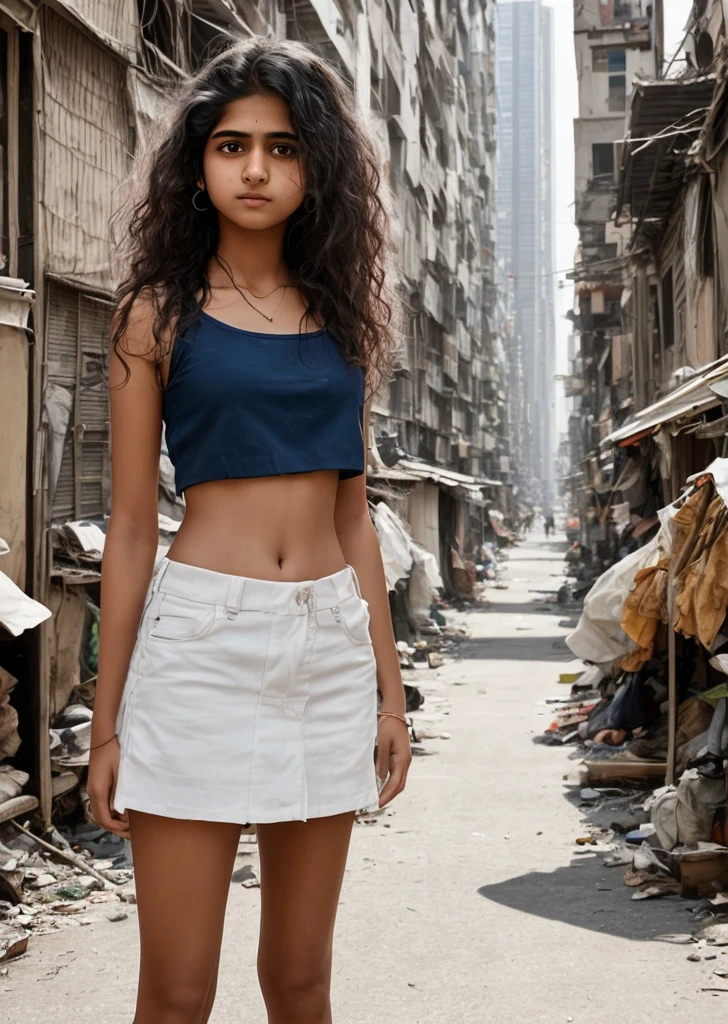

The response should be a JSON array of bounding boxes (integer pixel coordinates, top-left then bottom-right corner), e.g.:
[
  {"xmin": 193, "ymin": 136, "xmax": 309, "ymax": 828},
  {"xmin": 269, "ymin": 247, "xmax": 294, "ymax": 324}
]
[
  {"xmin": 40, "ymin": 8, "xmax": 132, "ymax": 294},
  {"xmin": 47, "ymin": 281, "xmax": 113, "ymax": 522},
  {"xmin": 0, "ymin": 325, "xmax": 28, "ymax": 588},
  {"xmin": 56, "ymin": 0, "xmax": 138, "ymax": 53}
]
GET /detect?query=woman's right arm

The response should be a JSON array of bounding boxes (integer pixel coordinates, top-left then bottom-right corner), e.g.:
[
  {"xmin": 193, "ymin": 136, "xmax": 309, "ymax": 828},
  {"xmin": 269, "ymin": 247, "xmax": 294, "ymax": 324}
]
[{"xmin": 87, "ymin": 297, "xmax": 163, "ymax": 837}]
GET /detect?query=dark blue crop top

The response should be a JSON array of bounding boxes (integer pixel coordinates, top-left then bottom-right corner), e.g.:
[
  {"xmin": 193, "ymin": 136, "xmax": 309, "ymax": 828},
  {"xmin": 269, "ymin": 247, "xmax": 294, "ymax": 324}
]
[{"xmin": 163, "ymin": 312, "xmax": 365, "ymax": 495}]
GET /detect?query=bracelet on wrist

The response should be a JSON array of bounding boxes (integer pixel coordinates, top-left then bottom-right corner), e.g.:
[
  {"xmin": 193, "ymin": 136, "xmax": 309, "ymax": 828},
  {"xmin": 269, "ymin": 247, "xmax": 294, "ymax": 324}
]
[
  {"xmin": 377, "ymin": 711, "xmax": 408, "ymax": 728},
  {"xmin": 90, "ymin": 733, "xmax": 118, "ymax": 752}
]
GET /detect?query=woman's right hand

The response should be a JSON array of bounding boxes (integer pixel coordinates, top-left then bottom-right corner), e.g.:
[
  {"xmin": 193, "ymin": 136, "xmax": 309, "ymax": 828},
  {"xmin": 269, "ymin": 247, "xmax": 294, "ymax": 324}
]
[{"xmin": 87, "ymin": 737, "xmax": 131, "ymax": 839}]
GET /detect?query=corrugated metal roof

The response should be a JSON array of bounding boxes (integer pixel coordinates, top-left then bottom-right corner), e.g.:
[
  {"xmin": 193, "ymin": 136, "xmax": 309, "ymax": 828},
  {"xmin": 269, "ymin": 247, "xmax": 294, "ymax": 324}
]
[
  {"xmin": 602, "ymin": 355, "xmax": 728, "ymax": 447},
  {"xmin": 367, "ymin": 466, "xmax": 422, "ymax": 483},
  {"xmin": 617, "ymin": 75, "xmax": 717, "ymax": 235},
  {"xmin": 397, "ymin": 460, "xmax": 502, "ymax": 489}
]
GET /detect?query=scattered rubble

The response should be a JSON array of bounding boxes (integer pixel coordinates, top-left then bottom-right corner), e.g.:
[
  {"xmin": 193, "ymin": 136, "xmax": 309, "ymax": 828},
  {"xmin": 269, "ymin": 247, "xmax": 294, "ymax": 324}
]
[
  {"xmin": 0, "ymin": 817, "xmax": 136, "ymax": 964},
  {"xmin": 535, "ymin": 463, "xmax": 728, "ymax": 948}
]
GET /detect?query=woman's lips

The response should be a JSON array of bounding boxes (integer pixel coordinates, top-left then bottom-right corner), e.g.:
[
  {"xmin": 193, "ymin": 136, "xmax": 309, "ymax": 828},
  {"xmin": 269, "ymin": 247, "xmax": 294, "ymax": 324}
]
[{"xmin": 239, "ymin": 196, "xmax": 270, "ymax": 208}]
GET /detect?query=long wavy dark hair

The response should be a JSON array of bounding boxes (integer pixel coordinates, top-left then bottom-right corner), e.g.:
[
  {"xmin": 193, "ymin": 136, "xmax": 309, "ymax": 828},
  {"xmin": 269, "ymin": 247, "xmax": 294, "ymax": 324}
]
[{"xmin": 112, "ymin": 37, "xmax": 394, "ymax": 389}]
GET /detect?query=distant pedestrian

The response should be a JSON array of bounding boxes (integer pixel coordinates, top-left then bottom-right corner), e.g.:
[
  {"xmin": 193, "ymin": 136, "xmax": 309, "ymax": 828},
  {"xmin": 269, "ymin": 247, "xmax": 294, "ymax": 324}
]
[{"xmin": 544, "ymin": 513, "xmax": 555, "ymax": 538}]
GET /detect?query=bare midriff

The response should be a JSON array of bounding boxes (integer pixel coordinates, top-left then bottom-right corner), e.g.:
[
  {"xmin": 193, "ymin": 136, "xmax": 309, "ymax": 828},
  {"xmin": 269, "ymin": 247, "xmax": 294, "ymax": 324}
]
[{"xmin": 165, "ymin": 470, "xmax": 348, "ymax": 582}]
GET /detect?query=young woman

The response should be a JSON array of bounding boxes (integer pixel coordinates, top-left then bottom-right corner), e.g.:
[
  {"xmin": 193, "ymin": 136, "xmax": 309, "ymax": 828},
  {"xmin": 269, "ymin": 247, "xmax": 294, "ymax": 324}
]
[{"xmin": 88, "ymin": 37, "xmax": 411, "ymax": 1024}]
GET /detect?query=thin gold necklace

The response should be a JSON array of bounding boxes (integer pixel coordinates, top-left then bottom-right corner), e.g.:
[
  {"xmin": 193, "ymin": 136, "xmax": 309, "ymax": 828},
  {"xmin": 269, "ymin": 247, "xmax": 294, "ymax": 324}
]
[{"xmin": 215, "ymin": 254, "xmax": 289, "ymax": 324}]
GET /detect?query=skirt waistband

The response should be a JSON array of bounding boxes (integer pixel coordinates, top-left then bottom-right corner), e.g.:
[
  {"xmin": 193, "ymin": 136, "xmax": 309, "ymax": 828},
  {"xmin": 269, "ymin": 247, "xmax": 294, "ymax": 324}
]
[{"xmin": 151, "ymin": 557, "xmax": 362, "ymax": 615}]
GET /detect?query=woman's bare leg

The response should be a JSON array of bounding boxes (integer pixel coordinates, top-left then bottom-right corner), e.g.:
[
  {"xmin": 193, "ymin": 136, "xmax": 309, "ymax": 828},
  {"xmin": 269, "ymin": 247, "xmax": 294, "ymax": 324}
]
[
  {"xmin": 129, "ymin": 810, "xmax": 242, "ymax": 1024},
  {"xmin": 256, "ymin": 811, "xmax": 355, "ymax": 1024},
  {"xmin": 200, "ymin": 949, "xmax": 221, "ymax": 1024}
]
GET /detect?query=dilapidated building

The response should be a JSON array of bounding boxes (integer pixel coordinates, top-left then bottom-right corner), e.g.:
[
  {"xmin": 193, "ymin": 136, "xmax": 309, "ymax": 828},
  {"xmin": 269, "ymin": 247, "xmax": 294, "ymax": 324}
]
[
  {"xmin": 567, "ymin": 2, "xmax": 728, "ymax": 561},
  {"xmin": 365, "ymin": 0, "xmax": 511, "ymax": 580},
  {"xmin": 566, "ymin": 0, "xmax": 664, "ymax": 554}
]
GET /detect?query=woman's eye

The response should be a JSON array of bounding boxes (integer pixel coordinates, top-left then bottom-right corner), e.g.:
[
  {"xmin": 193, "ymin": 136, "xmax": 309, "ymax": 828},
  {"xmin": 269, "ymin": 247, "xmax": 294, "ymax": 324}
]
[
  {"xmin": 272, "ymin": 144, "xmax": 297, "ymax": 158},
  {"xmin": 220, "ymin": 141, "xmax": 243, "ymax": 154}
]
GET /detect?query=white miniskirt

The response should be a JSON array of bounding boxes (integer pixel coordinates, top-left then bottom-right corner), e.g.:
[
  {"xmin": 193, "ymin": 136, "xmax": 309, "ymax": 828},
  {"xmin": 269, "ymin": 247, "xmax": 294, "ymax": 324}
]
[{"xmin": 113, "ymin": 557, "xmax": 380, "ymax": 824}]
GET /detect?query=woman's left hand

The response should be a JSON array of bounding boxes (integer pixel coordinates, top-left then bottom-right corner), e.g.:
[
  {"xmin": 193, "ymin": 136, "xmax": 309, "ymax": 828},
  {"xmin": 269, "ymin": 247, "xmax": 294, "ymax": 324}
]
[{"xmin": 376, "ymin": 717, "xmax": 412, "ymax": 807}]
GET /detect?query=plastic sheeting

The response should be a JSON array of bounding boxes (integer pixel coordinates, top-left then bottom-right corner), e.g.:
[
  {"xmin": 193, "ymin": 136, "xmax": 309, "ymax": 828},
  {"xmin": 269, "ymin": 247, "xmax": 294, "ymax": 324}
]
[
  {"xmin": 372, "ymin": 503, "xmax": 413, "ymax": 590},
  {"xmin": 371, "ymin": 503, "xmax": 443, "ymax": 612},
  {"xmin": 0, "ymin": 567, "xmax": 52, "ymax": 638},
  {"xmin": 408, "ymin": 545, "xmax": 444, "ymax": 623},
  {"xmin": 566, "ymin": 531, "xmax": 668, "ymax": 668},
  {"xmin": 651, "ymin": 769, "xmax": 726, "ymax": 849}
]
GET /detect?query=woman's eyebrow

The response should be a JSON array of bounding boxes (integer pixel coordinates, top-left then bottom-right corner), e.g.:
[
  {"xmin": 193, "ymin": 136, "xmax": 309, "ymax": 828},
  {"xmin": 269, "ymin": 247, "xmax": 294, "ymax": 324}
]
[{"xmin": 209, "ymin": 129, "xmax": 299, "ymax": 141}]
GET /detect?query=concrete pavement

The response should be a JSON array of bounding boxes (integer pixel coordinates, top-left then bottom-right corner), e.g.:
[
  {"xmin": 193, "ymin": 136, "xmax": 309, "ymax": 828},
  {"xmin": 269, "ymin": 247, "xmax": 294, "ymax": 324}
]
[{"xmin": 3, "ymin": 538, "xmax": 712, "ymax": 1022}]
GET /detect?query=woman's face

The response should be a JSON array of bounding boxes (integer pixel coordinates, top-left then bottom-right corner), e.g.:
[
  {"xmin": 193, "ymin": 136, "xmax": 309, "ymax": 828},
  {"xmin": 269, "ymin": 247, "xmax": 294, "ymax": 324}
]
[{"xmin": 200, "ymin": 91, "xmax": 306, "ymax": 230}]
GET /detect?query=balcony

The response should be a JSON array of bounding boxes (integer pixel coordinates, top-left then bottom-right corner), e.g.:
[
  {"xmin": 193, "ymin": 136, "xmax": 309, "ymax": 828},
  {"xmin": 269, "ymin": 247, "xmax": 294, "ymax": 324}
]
[
  {"xmin": 564, "ymin": 376, "xmax": 584, "ymax": 399},
  {"xmin": 576, "ymin": 0, "xmax": 651, "ymax": 36}
]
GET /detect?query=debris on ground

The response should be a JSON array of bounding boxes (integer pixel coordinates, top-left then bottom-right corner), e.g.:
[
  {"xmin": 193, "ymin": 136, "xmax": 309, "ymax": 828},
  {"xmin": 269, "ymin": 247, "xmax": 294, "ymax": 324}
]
[
  {"xmin": 539, "ymin": 463, "xmax": 728, "ymax": 926},
  {"xmin": 0, "ymin": 817, "xmax": 135, "ymax": 962}
]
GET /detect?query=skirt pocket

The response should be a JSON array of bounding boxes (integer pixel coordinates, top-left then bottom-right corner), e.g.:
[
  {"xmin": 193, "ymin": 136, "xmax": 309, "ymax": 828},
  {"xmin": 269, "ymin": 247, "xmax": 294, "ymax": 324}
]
[{"xmin": 148, "ymin": 592, "xmax": 216, "ymax": 642}]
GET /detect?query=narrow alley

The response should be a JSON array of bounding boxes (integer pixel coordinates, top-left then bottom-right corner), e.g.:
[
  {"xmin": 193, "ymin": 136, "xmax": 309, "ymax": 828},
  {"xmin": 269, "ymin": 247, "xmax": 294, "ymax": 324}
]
[{"xmin": 3, "ymin": 537, "xmax": 706, "ymax": 1024}]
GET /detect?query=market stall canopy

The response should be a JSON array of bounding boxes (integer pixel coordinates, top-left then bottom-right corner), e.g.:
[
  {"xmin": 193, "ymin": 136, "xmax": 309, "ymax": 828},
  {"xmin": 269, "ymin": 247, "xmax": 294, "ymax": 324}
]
[
  {"xmin": 367, "ymin": 465, "xmax": 422, "ymax": 483},
  {"xmin": 366, "ymin": 428, "xmax": 422, "ymax": 482},
  {"xmin": 602, "ymin": 355, "xmax": 728, "ymax": 448},
  {"xmin": 396, "ymin": 459, "xmax": 502, "ymax": 489},
  {"xmin": 616, "ymin": 75, "xmax": 716, "ymax": 244}
]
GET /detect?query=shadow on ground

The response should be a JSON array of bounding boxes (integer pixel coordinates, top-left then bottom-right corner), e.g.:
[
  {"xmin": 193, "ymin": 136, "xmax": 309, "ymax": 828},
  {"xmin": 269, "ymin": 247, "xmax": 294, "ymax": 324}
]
[
  {"xmin": 477, "ymin": 856, "xmax": 693, "ymax": 943},
  {"xmin": 477, "ymin": 541, "xmax": 691, "ymax": 944},
  {"xmin": 487, "ymin": 580, "xmax": 697, "ymax": 945},
  {"xmin": 468, "ymin": 601, "xmax": 576, "ymax": 619},
  {"xmin": 457, "ymin": 635, "xmax": 577, "ymax": 663}
]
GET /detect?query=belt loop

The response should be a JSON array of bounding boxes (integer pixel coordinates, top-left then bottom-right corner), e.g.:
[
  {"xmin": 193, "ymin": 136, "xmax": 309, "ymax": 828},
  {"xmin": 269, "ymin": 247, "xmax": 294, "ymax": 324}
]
[
  {"xmin": 151, "ymin": 558, "xmax": 169, "ymax": 595},
  {"xmin": 347, "ymin": 564, "xmax": 362, "ymax": 600},
  {"xmin": 225, "ymin": 575, "xmax": 244, "ymax": 619}
]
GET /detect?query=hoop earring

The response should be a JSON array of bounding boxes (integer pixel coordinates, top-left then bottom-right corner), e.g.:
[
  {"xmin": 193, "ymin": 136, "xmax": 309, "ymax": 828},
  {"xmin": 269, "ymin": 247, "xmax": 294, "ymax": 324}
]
[
  {"xmin": 192, "ymin": 189, "xmax": 209, "ymax": 212},
  {"xmin": 303, "ymin": 194, "xmax": 316, "ymax": 215}
]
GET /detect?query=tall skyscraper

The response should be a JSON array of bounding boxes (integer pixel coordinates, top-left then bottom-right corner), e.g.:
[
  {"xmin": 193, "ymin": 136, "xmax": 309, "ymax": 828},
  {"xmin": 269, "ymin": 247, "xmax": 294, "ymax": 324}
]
[{"xmin": 496, "ymin": 0, "xmax": 556, "ymax": 500}]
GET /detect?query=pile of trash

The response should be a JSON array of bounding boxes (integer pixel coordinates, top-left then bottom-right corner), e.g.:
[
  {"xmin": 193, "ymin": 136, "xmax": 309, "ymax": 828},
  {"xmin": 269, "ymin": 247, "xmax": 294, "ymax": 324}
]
[
  {"xmin": 0, "ymin": 667, "xmax": 29, "ymax": 824},
  {"xmin": 537, "ymin": 460, "xmax": 728, "ymax": 906},
  {"xmin": 564, "ymin": 780, "xmax": 728, "ymax": 914},
  {"xmin": 538, "ymin": 664, "xmax": 673, "ymax": 776},
  {"xmin": 563, "ymin": 542, "xmax": 609, "ymax": 602},
  {"xmin": 0, "ymin": 547, "xmax": 52, "ymax": 832},
  {"xmin": 52, "ymin": 514, "xmax": 184, "ymax": 579},
  {"xmin": 0, "ymin": 820, "xmax": 134, "ymax": 964}
]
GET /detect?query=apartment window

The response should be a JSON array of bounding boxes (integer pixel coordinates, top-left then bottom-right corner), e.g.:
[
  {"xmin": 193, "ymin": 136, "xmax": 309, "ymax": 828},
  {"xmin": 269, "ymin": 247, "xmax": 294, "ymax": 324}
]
[
  {"xmin": 387, "ymin": 125, "xmax": 404, "ymax": 196},
  {"xmin": 592, "ymin": 143, "xmax": 615, "ymax": 178},
  {"xmin": 608, "ymin": 74, "xmax": 627, "ymax": 112},
  {"xmin": 661, "ymin": 269, "xmax": 675, "ymax": 349},
  {"xmin": 593, "ymin": 48, "xmax": 626, "ymax": 73}
]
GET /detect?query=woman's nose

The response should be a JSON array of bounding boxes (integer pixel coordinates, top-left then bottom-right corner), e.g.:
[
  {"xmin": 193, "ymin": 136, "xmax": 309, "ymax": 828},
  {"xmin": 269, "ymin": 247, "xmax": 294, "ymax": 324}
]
[{"xmin": 242, "ymin": 150, "xmax": 268, "ymax": 183}]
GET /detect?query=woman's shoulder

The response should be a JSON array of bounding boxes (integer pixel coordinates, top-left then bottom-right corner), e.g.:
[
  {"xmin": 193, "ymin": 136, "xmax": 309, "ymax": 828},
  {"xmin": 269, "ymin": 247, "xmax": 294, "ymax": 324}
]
[{"xmin": 112, "ymin": 288, "xmax": 172, "ymax": 362}]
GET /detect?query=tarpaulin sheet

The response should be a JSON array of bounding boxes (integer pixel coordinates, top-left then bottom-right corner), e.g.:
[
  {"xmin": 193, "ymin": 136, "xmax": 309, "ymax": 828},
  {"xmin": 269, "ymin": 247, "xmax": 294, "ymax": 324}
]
[{"xmin": 566, "ymin": 531, "xmax": 667, "ymax": 668}]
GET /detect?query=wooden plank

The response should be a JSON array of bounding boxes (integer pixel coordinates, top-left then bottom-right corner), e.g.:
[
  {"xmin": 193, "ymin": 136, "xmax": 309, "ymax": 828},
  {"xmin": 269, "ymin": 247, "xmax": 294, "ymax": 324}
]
[
  {"xmin": 0, "ymin": 794, "xmax": 38, "ymax": 825},
  {"xmin": 0, "ymin": 325, "xmax": 29, "ymax": 589},
  {"xmin": 37, "ymin": 529, "xmax": 54, "ymax": 825},
  {"xmin": 6, "ymin": 23, "xmax": 18, "ymax": 277},
  {"xmin": 585, "ymin": 760, "xmax": 668, "ymax": 785},
  {"xmin": 677, "ymin": 851, "xmax": 728, "ymax": 897},
  {"xmin": 667, "ymin": 572, "xmax": 677, "ymax": 785},
  {"xmin": 73, "ymin": 289, "xmax": 82, "ymax": 518},
  {"xmin": 666, "ymin": 484, "xmax": 708, "ymax": 784}
]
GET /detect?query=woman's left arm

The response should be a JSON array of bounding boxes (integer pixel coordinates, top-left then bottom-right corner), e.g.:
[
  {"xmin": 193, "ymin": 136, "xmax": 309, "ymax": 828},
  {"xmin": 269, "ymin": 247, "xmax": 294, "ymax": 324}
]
[{"xmin": 334, "ymin": 422, "xmax": 411, "ymax": 806}]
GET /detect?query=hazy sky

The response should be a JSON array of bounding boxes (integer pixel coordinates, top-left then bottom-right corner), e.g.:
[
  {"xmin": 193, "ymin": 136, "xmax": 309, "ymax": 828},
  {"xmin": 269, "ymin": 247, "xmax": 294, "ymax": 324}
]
[{"xmin": 549, "ymin": 0, "xmax": 695, "ymax": 430}]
